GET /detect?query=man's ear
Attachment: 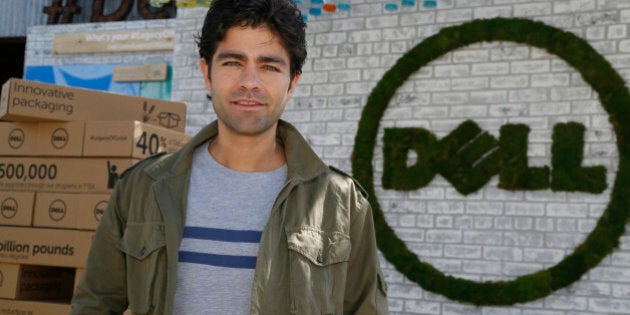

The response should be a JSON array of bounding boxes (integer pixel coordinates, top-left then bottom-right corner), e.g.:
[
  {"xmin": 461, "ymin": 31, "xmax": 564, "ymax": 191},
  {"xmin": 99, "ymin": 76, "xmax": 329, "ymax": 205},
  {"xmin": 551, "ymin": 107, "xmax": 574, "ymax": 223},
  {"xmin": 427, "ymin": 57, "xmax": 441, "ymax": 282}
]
[
  {"xmin": 287, "ymin": 72, "xmax": 302, "ymax": 97},
  {"xmin": 199, "ymin": 58, "xmax": 212, "ymax": 92}
]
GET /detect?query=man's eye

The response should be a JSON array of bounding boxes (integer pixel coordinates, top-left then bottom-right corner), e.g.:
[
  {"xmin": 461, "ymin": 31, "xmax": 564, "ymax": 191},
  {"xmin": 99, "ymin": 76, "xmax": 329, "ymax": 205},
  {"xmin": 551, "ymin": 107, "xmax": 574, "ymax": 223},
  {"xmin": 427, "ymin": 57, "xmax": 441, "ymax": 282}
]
[
  {"xmin": 263, "ymin": 65, "xmax": 280, "ymax": 72},
  {"xmin": 224, "ymin": 61, "xmax": 240, "ymax": 67}
]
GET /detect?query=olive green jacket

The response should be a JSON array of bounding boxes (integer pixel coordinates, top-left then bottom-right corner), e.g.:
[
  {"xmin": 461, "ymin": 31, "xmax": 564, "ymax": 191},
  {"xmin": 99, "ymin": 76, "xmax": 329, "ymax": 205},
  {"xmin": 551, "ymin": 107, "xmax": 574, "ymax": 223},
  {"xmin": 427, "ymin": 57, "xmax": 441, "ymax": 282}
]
[{"xmin": 71, "ymin": 120, "xmax": 388, "ymax": 315}]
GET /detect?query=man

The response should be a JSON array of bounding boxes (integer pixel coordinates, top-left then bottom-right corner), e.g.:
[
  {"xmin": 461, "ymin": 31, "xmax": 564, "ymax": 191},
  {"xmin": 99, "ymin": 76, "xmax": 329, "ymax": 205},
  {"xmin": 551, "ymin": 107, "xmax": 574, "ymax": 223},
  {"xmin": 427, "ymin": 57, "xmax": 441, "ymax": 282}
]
[{"xmin": 71, "ymin": 0, "xmax": 388, "ymax": 314}]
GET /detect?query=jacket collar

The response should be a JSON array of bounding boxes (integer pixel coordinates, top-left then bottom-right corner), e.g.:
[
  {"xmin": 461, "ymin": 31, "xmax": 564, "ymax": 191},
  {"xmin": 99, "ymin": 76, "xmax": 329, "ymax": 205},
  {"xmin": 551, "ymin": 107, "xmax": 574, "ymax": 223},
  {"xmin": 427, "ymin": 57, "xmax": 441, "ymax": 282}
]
[{"xmin": 144, "ymin": 119, "xmax": 328, "ymax": 182}]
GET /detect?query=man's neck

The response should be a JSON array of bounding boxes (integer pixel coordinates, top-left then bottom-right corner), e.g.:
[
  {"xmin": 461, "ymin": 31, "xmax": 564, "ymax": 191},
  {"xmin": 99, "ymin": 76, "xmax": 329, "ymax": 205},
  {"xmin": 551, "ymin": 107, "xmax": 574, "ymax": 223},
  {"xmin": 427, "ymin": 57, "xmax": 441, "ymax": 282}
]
[{"xmin": 207, "ymin": 125, "xmax": 286, "ymax": 173}]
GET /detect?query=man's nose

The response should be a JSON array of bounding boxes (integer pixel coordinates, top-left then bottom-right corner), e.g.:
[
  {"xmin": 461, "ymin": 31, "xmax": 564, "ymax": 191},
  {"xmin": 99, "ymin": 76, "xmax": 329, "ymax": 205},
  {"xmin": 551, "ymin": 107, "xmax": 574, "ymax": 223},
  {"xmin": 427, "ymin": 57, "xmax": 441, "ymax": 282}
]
[{"xmin": 239, "ymin": 64, "xmax": 261, "ymax": 90}]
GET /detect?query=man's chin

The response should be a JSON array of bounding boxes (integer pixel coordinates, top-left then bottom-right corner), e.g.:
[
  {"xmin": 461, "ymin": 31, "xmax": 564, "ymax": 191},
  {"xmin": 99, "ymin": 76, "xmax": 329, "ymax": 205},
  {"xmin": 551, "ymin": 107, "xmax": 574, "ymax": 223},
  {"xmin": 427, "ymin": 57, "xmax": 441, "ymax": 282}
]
[{"xmin": 220, "ymin": 118, "xmax": 278, "ymax": 137}]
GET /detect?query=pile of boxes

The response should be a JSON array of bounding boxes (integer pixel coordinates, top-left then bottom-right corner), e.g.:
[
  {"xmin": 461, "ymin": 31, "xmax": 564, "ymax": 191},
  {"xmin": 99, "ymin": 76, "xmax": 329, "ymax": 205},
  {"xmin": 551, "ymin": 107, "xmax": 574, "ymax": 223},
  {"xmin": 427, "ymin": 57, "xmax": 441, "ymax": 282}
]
[{"xmin": 0, "ymin": 78, "xmax": 190, "ymax": 314}]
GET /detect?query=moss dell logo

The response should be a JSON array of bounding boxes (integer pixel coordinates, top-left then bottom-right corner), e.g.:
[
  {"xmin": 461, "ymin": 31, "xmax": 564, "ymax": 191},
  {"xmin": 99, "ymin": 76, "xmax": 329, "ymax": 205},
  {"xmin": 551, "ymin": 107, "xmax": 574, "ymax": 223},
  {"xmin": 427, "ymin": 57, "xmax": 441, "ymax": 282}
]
[
  {"xmin": 51, "ymin": 127, "xmax": 69, "ymax": 149},
  {"xmin": 94, "ymin": 200, "xmax": 107, "ymax": 222},
  {"xmin": 382, "ymin": 121, "xmax": 605, "ymax": 195},
  {"xmin": 352, "ymin": 17, "xmax": 630, "ymax": 305},
  {"xmin": 48, "ymin": 199, "xmax": 67, "ymax": 221},
  {"xmin": 1, "ymin": 197, "xmax": 18, "ymax": 219},
  {"xmin": 8, "ymin": 128, "xmax": 24, "ymax": 150}
]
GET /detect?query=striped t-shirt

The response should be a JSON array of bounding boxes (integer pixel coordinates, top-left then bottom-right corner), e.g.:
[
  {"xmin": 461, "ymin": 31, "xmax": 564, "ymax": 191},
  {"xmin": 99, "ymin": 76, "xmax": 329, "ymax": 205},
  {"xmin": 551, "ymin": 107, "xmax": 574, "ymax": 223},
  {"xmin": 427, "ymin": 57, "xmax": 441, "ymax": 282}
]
[{"xmin": 172, "ymin": 141, "xmax": 287, "ymax": 314}]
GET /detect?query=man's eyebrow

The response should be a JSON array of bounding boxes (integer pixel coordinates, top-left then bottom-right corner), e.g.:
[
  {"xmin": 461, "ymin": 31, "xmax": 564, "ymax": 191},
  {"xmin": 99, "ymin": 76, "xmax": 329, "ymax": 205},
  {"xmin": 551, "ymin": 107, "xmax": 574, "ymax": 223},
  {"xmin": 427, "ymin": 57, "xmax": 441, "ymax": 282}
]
[
  {"xmin": 257, "ymin": 55, "xmax": 288, "ymax": 66},
  {"xmin": 215, "ymin": 51, "xmax": 288, "ymax": 67},
  {"xmin": 215, "ymin": 51, "xmax": 246, "ymax": 61}
]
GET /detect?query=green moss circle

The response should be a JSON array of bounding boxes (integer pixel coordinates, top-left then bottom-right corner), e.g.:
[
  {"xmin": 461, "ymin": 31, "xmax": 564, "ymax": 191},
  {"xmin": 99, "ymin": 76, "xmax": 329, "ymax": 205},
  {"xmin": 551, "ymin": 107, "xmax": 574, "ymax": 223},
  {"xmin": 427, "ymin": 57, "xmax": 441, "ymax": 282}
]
[{"xmin": 351, "ymin": 17, "xmax": 630, "ymax": 305}]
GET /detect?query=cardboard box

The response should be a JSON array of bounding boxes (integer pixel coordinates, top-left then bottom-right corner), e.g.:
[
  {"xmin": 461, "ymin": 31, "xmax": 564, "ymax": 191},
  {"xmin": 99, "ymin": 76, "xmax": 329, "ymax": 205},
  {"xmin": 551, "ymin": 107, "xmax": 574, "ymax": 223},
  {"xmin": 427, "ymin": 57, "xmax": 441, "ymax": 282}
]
[
  {"xmin": 0, "ymin": 120, "xmax": 190, "ymax": 158},
  {"xmin": 83, "ymin": 121, "xmax": 191, "ymax": 158},
  {"xmin": 0, "ymin": 263, "xmax": 74, "ymax": 300},
  {"xmin": 0, "ymin": 122, "xmax": 38, "ymax": 156},
  {"xmin": 0, "ymin": 121, "xmax": 85, "ymax": 156},
  {"xmin": 0, "ymin": 226, "xmax": 93, "ymax": 268},
  {"xmin": 0, "ymin": 191, "xmax": 35, "ymax": 227},
  {"xmin": 0, "ymin": 78, "xmax": 186, "ymax": 132},
  {"xmin": 36, "ymin": 122, "xmax": 85, "ymax": 156},
  {"xmin": 0, "ymin": 157, "xmax": 137, "ymax": 193},
  {"xmin": 33, "ymin": 192, "xmax": 111, "ymax": 231},
  {"xmin": 0, "ymin": 299, "xmax": 71, "ymax": 314}
]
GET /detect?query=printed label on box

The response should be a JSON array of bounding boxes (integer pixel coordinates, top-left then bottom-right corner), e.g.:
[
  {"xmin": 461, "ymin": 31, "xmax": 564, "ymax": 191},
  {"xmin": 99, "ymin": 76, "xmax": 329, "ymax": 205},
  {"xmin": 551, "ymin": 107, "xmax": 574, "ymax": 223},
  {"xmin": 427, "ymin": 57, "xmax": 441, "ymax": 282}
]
[
  {"xmin": 0, "ymin": 263, "xmax": 75, "ymax": 300},
  {"xmin": 84, "ymin": 121, "xmax": 191, "ymax": 158},
  {"xmin": 0, "ymin": 226, "xmax": 93, "ymax": 268},
  {"xmin": 0, "ymin": 78, "xmax": 186, "ymax": 132},
  {"xmin": 0, "ymin": 157, "xmax": 137, "ymax": 193}
]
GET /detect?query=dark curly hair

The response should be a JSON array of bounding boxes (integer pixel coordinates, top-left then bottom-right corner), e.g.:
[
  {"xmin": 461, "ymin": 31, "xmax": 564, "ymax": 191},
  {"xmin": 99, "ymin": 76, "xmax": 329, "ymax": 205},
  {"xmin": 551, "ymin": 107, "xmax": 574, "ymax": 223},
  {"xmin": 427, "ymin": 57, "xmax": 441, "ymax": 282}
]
[{"xmin": 196, "ymin": 0, "xmax": 307, "ymax": 80}]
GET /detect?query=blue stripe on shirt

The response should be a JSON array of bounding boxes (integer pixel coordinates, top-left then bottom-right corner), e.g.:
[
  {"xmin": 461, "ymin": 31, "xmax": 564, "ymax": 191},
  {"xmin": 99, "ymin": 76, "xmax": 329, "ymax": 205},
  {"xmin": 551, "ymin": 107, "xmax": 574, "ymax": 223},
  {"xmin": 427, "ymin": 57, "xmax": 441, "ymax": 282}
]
[
  {"xmin": 183, "ymin": 226, "xmax": 262, "ymax": 243},
  {"xmin": 179, "ymin": 226, "xmax": 261, "ymax": 269},
  {"xmin": 179, "ymin": 251, "xmax": 257, "ymax": 269}
]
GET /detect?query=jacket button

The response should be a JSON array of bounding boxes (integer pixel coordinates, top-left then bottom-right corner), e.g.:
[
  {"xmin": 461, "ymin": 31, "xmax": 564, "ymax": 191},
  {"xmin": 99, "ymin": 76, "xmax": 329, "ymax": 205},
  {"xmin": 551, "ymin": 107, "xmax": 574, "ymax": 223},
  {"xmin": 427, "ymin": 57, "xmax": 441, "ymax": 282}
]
[{"xmin": 316, "ymin": 254, "xmax": 324, "ymax": 264}]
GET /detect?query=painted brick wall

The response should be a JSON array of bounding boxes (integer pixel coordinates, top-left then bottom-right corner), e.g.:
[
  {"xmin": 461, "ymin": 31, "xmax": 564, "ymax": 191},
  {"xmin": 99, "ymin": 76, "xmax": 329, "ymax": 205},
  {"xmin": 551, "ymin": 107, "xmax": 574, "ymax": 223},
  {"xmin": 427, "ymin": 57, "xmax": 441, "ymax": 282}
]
[
  {"xmin": 24, "ymin": 0, "xmax": 630, "ymax": 314},
  {"xmin": 174, "ymin": 2, "xmax": 629, "ymax": 314}
]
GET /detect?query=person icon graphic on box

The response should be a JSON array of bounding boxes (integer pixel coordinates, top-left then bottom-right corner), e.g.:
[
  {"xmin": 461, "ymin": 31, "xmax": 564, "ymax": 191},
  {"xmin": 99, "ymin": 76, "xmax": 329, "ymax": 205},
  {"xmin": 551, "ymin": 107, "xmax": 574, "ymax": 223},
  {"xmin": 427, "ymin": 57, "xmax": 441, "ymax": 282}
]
[{"xmin": 106, "ymin": 160, "xmax": 119, "ymax": 189}]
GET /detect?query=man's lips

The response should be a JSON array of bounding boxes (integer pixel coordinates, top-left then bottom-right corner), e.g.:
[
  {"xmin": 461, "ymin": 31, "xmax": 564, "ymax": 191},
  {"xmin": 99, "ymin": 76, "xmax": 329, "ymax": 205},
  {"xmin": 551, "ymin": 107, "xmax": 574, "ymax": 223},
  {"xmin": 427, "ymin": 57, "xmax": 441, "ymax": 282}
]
[{"xmin": 232, "ymin": 99, "xmax": 265, "ymax": 109}]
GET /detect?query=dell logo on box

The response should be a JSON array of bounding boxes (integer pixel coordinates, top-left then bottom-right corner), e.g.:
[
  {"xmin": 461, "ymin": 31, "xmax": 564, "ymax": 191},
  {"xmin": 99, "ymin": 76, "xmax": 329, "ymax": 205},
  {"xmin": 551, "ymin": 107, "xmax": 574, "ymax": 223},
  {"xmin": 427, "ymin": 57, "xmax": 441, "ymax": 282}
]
[
  {"xmin": 48, "ymin": 199, "xmax": 67, "ymax": 221},
  {"xmin": 8, "ymin": 128, "xmax": 24, "ymax": 149},
  {"xmin": 1, "ymin": 197, "xmax": 18, "ymax": 219},
  {"xmin": 51, "ymin": 128, "xmax": 69, "ymax": 149}
]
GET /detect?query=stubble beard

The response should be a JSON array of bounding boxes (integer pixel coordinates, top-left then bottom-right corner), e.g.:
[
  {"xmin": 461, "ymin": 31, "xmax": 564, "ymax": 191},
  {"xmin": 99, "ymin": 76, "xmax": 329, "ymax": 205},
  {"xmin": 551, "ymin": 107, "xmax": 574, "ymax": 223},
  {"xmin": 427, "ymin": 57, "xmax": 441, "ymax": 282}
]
[
  {"xmin": 214, "ymin": 100, "xmax": 283, "ymax": 137},
  {"xmin": 213, "ymin": 90, "xmax": 287, "ymax": 137},
  {"xmin": 220, "ymin": 114, "xmax": 278, "ymax": 136}
]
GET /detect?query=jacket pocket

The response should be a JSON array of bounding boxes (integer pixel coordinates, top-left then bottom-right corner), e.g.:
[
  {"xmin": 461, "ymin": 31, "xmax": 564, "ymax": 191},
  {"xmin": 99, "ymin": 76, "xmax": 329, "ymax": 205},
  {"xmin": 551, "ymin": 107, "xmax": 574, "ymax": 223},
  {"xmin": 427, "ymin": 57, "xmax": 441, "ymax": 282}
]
[
  {"xmin": 117, "ymin": 222, "xmax": 166, "ymax": 314},
  {"xmin": 286, "ymin": 227, "xmax": 351, "ymax": 315}
]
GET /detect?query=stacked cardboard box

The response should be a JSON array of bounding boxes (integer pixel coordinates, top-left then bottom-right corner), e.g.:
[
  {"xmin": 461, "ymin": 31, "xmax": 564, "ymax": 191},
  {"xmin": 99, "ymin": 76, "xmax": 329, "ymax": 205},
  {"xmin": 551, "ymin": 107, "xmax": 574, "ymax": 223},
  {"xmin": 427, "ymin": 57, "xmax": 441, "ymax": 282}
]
[{"xmin": 0, "ymin": 78, "xmax": 190, "ymax": 313}]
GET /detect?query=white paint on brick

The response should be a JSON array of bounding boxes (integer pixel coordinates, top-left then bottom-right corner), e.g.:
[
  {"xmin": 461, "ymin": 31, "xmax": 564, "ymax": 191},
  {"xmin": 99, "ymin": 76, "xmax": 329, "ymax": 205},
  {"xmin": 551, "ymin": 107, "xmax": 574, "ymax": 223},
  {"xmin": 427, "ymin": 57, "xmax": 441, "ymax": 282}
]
[
  {"xmin": 436, "ymin": 8, "xmax": 474, "ymax": 23},
  {"xmin": 514, "ymin": 3, "xmax": 553, "ymax": 17}
]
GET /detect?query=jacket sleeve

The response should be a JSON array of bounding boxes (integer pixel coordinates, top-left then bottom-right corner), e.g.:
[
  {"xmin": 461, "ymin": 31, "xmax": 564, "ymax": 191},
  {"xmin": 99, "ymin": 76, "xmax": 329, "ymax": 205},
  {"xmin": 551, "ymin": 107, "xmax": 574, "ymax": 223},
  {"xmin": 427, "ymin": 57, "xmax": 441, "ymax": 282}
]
[
  {"xmin": 70, "ymin": 183, "xmax": 129, "ymax": 315},
  {"xmin": 344, "ymin": 181, "xmax": 389, "ymax": 314}
]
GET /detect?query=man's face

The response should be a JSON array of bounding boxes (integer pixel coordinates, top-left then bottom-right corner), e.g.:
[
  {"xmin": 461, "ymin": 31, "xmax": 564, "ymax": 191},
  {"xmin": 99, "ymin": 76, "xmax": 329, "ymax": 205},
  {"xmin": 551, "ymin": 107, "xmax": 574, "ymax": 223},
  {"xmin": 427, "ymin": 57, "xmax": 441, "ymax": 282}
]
[{"xmin": 200, "ymin": 25, "xmax": 301, "ymax": 137}]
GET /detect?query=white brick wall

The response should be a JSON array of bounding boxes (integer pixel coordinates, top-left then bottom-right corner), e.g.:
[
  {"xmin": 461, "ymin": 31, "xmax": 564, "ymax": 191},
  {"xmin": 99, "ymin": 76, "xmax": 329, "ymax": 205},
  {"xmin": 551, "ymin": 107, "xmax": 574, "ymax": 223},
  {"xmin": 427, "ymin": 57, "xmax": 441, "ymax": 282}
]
[
  {"xmin": 280, "ymin": 1, "xmax": 627, "ymax": 314},
  {"xmin": 24, "ymin": 0, "xmax": 630, "ymax": 314}
]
